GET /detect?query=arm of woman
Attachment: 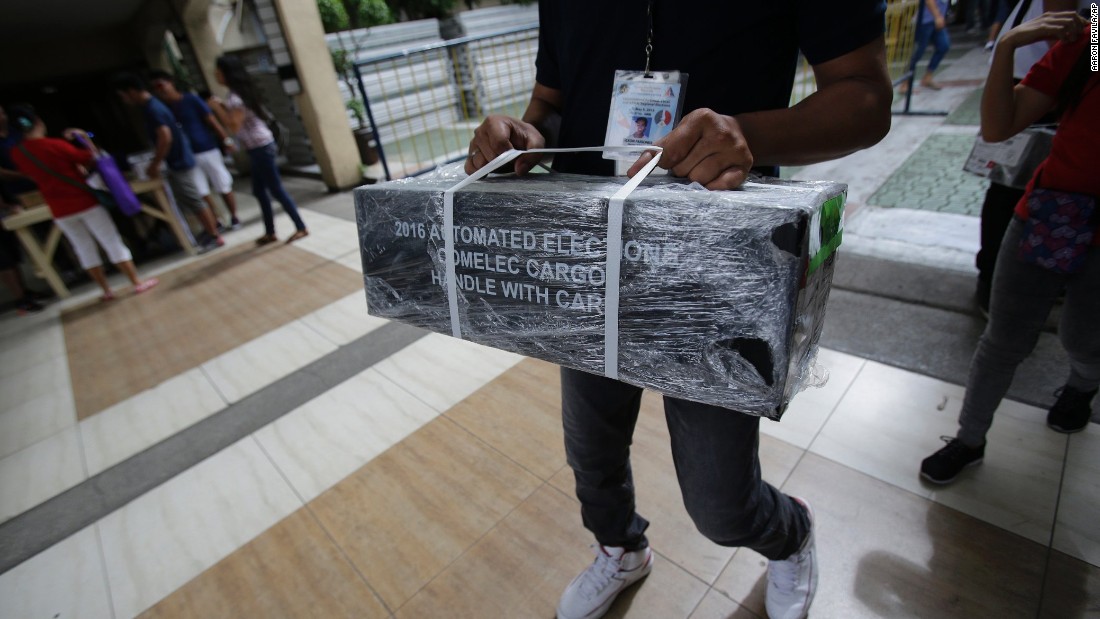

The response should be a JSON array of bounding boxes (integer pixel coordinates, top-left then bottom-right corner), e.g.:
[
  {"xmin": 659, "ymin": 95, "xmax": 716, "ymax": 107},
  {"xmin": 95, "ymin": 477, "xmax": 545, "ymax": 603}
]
[
  {"xmin": 981, "ymin": 11, "xmax": 1087, "ymax": 142},
  {"xmin": 210, "ymin": 97, "xmax": 245, "ymax": 135},
  {"xmin": 61, "ymin": 128, "xmax": 100, "ymax": 158}
]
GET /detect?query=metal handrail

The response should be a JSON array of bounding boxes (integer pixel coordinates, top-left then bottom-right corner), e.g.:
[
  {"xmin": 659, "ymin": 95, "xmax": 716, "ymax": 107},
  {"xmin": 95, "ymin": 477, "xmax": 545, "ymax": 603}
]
[{"xmin": 351, "ymin": 25, "xmax": 537, "ymax": 68}]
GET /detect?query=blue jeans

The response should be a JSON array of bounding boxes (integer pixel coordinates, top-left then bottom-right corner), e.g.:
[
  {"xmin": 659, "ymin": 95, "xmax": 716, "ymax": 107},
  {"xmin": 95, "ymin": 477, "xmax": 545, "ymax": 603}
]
[
  {"xmin": 561, "ymin": 367, "xmax": 810, "ymax": 561},
  {"xmin": 958, "ymin": 218, "xmax": 1100, "ymax": 446},
  {"xmin": 247, "ymin": 143, "xmax": 306, "ymax": 235},
  {"xmin": 909, "ymin": 22, "xmax": 951, "ymax": 75}
]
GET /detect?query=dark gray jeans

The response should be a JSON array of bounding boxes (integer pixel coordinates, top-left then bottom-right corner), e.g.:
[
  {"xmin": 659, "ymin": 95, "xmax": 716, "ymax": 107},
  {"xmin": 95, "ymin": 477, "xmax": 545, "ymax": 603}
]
[
  {"xmin": 561, "ymin": 367, "xmax": 810, "ymax": 561},
  {"xmin": 958, "ymin": 217, "xmax": 1100, "ymax": 446}
]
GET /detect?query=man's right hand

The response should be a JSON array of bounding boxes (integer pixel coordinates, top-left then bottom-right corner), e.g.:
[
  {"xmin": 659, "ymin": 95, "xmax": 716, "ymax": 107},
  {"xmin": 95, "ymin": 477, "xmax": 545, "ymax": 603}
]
[{"xmin": 464, "ymin": 115, "xmax": 546, "ymax": 176}]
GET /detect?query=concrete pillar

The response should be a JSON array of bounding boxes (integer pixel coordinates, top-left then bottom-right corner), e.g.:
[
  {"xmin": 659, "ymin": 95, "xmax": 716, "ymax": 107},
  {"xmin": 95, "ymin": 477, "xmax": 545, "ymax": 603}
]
[
  {"xmin": 180, "ymin": 0, "xmax": 222, "ymax": 95},
  {"xmin": 271, "ymin": 0, "xmax": 362, "ymax": 190}
]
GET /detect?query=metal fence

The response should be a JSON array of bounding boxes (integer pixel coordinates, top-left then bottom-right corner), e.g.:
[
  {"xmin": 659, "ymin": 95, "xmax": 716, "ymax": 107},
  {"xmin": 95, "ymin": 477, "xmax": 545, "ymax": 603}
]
[
  {"xmin": 355, "ymin": 5, "xmax": 919, "ymax": 180},
  {"xmin": 353, "ymin": 26, "xmax": 538, "ymax": 181}
]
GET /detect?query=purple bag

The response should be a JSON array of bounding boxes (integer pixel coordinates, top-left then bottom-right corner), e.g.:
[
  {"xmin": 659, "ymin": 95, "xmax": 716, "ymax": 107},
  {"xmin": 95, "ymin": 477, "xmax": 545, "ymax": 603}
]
[{"xmin": 94, "ymin": 153, "xmax": 142, "ymax": 217}]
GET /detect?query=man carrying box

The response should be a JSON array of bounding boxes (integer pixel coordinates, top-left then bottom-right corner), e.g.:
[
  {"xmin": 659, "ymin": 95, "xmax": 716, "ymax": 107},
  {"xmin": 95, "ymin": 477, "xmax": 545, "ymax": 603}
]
[{"xmin": 464, "ymin": 2, "xmax": 893, "ymax": 618}]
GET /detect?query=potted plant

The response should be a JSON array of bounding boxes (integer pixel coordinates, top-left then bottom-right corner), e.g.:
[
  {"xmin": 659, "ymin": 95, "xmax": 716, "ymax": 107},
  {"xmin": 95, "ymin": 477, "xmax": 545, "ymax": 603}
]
[{"xmin": 319, "ymin": 0, "xmax": 392, "ymax": 165}]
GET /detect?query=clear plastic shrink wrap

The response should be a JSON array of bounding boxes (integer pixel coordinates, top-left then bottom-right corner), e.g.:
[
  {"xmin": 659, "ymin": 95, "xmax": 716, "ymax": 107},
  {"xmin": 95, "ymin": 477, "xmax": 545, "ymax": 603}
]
[{"xmin": 354, "ymin": 163, "xmax": 845, "ymax": 419}]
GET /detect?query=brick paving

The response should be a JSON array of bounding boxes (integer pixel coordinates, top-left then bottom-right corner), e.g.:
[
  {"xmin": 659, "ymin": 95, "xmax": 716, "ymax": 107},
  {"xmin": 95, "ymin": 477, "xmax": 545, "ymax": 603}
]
[{"xmin": 867, "ymin": 129, "xmax": 990, "ymax": 216}]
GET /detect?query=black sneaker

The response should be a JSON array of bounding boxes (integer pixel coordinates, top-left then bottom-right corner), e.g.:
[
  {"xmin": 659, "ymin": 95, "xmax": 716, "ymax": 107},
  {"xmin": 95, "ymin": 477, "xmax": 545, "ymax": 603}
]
[
  {"xmin": 1047, "ymin": 386, "xmax": 1097, "ymax": 434},
  {"xmin": 921, "ymin": 437, "xmax": 984, "ymax": 484},
  {"xmin": 16, "ymin": 297, "xmax": 44, "ymax": 315}
]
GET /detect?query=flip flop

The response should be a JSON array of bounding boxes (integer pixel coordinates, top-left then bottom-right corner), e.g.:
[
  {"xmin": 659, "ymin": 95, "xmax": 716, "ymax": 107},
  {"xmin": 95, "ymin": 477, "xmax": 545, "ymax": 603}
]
[{"xmin": 134, "ymin": 278, "xmax": 160, "ymax": 294}]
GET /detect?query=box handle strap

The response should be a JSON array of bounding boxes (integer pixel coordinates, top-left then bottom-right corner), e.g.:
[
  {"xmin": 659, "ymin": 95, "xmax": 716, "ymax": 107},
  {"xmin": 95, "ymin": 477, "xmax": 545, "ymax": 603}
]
[{"xmin": 443, "ymin": 146, "xmax": 663, "ymax": 380}]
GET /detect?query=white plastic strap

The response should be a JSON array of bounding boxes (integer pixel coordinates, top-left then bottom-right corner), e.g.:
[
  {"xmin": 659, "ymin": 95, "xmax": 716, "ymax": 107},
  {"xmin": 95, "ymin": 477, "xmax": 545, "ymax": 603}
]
[{"xmin": 442, "ymin": 146, "xmax": 663, "ymax": 379}]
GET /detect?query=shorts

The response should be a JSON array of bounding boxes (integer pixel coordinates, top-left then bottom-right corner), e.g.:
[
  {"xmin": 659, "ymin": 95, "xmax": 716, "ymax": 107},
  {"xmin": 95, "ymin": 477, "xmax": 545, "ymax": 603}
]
[
  {"xmin": 193, "ymin": 149, "xmax": 234, "ymax": 196},
  {"xmin": 166, "ymin": 166, "xmax": 208, "ymax": 215},
  {"xmin": 54, "ymin": 206, "xmax": 132, "ymax": 269}
]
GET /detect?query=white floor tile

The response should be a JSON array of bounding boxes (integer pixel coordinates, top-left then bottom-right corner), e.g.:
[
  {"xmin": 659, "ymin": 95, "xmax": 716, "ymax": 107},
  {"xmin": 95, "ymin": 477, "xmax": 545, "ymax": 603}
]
[
  {"xmin": 300, "ymin": 292, "xmax": 389, "ymax": 347},
  {"xmin": 0, "ymin": 354, "xmax": 71, "ymax": 413},
  {"xmin": 372, "ymin": 333, "xmax": 524, "ymax": 412},
  {"xmin": 0, "ymin": 526, "xmax": 112, "ymax": 619},
  {"xmin": 291, "ymin": 217, "xmax": 361, "ymax": 261},
  {"xmin": 256, "ymin": 367, "xmax": 440, "ymax": 502},
  {"xmin": 335, "ymin": 250, "xmax": 364, "ymax": 273},
  {"xmin": 81, "ymin": 368, "xmax": 227, "ymax": 476},
  {"xmin": 98, "ymin": 436, "xmax": 302, "ymax": 618},
  {"xmin": 762, "ymin": 348, "xmax": 866, "ymax": 449},
  {"xmin": 0, "ymin": 320, "xmax": 66, "ymax": 380},
  {"xmin": 0, "ymin": 426, "xmax": 85, "ymax": 524},
  {"xmin": 201, "ymin": 318, "xmax": 338, "ymax": 403},
  {"xmin": 810, "ymin": 361, "xmax": 1064, "ymax": 545},
  {"xmin": 1054, "ymin": 423, "xmax": 1100, "ymax": 567},
  {"xmin": 0, "ymin": 384, "xmax": 76, "ymax": 461}
]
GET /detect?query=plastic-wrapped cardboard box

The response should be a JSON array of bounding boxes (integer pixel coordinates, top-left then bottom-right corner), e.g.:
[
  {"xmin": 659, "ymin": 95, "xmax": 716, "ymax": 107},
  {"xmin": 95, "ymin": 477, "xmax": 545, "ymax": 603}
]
[{"xmin": 354, "ymin": 164, "xmax": 844, "ymax": 419}]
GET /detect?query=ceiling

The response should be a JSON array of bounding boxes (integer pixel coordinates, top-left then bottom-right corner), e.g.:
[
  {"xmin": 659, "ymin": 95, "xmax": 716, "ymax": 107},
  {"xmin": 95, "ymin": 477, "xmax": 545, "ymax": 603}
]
[{"xmin": 1, "ymin": 0, "xmax": 149, "ymax": 41}]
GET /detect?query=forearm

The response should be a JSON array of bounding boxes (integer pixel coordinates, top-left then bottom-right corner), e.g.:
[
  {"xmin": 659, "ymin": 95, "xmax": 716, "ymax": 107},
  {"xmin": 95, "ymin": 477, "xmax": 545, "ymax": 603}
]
[
  {"xmin": 521, "ymin": 84, "xmax": 563, "ymax": 147},
  {"xmin": 981, "ymin": 40, "xmax": 1020, "ymax": 141},
  {"xmin": 924, "ymin": 0, "xmax": 943, "ymax": 21},
  {"xmin": 151, "ymin": 127, "xmax": 172, "ymax": 166},
  {"xmin": 736, "ymin": 77, "xmax": 891, "ymax": 167},
  {"xmin": 0, "ymin": 169, "xmax": 26, "ymax": 183},
  {"xmin": 210, "ymin": 101, "xmax": 242, "ymax": 135},
  {"xmin": 205, "ymin": 114, "xmax": 230, "ymax": 143},
  {"xmin": 979, "ymin": 11, "xmax": 1080, "ymax": 140}
]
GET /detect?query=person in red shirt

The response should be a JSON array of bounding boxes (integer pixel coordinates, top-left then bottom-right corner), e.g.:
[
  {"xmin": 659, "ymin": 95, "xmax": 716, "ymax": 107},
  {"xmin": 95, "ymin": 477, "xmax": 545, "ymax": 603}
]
[
  {"xmin": 8, "ymin": 105, "xmax": 157, "ymax": 301},
  {"xmin": 922, "ymin": 12, "xmax": 1098, "ymax": 484}
]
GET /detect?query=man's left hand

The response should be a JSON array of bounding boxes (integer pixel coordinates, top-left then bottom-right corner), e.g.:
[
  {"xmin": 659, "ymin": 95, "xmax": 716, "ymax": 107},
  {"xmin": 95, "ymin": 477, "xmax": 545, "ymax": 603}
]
[{"xmin": 627, "ymin": 108, "xmax": 753, "ymax": 190}]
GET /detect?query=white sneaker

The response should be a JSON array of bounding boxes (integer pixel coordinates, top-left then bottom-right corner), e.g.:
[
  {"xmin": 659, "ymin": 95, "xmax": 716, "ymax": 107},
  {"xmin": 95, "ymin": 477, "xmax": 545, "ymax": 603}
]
[
  {"xmin": 556, "ymin": 545, "xmax": 653, "ymax": 619},
  {"xmin": 765, "ymin": 498, "xmax": 818, "ymax": 619}
]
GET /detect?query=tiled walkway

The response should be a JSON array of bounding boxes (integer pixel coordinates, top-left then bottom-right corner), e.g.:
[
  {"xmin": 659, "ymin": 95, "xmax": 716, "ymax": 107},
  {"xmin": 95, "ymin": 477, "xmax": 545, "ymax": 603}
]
[{"xmin": 2, "ymin": 38, "xmax": 1099, "ymax": 619}]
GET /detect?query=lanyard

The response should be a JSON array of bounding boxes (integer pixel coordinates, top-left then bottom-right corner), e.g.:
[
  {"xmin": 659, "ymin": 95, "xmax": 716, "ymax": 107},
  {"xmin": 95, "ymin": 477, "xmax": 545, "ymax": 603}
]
[{"xmin": 644, "ymin": 0, "xmax": 655, "ymax": 77}]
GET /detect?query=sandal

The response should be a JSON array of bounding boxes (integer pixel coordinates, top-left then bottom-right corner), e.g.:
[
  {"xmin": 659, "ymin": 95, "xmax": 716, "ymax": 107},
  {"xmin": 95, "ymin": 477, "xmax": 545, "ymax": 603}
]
[
  {"xmin": 134, "ymin": 278, "xmax": 160, "ymax": 294},
  {"xmin": 255, "ymin": 234, "xmax": 278, "ymax": 246},
  {"xmin": 285, "ymin": 229, "xmax": 309, "ymax": 244},
  {"xmin": 100, "ymin": 291, "xmax": 115, "ymax": 302}
]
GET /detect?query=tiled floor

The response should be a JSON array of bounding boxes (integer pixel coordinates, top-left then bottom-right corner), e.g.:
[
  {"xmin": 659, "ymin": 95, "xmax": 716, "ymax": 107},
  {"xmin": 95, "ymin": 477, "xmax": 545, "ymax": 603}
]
[
  {"xmin": 2, "ymin": 200, "xmax": 1097, "ymax": 618},
  {"xmin": 2, "ymin": 41, "xmax": 1099, "ymax": 616}
]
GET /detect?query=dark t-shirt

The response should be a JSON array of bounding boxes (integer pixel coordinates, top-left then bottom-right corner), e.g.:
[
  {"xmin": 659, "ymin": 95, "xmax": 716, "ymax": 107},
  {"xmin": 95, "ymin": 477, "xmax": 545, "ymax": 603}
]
[
  {"xmin": 536, "ymin": 0, "xmax": 885, "ymax": 175},
  {"xmin": 170, "ymin": 93, "xmax": 218, "ymax": 154},
  {"xmin": 144, "ymin": 97, "xmax": 195, "ymax": 171},
  {"xmin": 0, "ymin": 131, "xmax": 37, "ymax": 203}
]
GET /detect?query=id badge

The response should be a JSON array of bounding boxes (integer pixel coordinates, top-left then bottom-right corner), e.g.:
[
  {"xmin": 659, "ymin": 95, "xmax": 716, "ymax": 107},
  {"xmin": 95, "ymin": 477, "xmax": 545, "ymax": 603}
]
[{"xmin": 603, "ymin": 70, "xmax": 688, "ymax": 160}]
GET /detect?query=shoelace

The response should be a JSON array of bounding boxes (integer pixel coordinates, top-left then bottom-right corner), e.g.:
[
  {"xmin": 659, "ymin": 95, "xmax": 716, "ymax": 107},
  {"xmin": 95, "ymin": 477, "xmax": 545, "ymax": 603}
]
[
  {"xmin": 937, "ymin": 435, "xmax": 969, "ymax": 456},
  {"xmin": 767, "ymin": 550, "xmax": 805, "ymax": 591},
  {"xmin": 578, "ymin": 546, "xmax": 623, "ymax": 599}
]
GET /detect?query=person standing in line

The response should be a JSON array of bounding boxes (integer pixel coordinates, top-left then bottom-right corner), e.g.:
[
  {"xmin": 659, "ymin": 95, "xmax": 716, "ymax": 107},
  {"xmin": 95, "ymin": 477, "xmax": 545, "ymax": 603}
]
[
  {"xmin": 0, "ymin": 104, "xmax": 45, "ymax": 314},
  {"xmin": 465, "ymin": 2, "xmax": 893, "ymax": 618},
  {"xmin": 899, "ymin": 0, "xmax": 952, "ymax": 93},
  {"xmin": 112, "ymin": 73, "xmax": 225, "ymax": 253},
  {"xmin": 8, "ymin": 105, "xmax": 158, "ymax": 301},
  {"xmin": 148, "ymin": 70, "xmax": 241, "ymax": 231},
  {"xmin": 973, "ymin": 0, "xmax": 1084, "ymax": 315},
  {"xmin": 209, "ymin": 55, "xmax": 308, "ymax": 246},
  {"xmin": 921, "ymin": 11, "xmax": 1097, "ymax": 484}
]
